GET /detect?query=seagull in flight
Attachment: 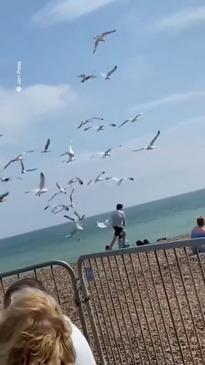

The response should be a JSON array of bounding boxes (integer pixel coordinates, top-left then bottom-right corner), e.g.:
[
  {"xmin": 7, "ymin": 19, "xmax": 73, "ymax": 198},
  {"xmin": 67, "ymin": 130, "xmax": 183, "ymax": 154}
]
[
  {"xmin": 25, "ymin": 172, "xmax": 48, "ymax": 196},
  {"xmin": 69, "ymin": 187, "xmax": 75, "ymax": 208},
  {"xmin": 100, "ymin": 65, "xmax": 117, "ymax": 80},
  {"xmin": 91, "ymin": 148, "xmax": 112, "ymax": 159},
  {"xmin": 133, "ymin": 130, "xmax": 160, "ymax": 152},
  {"xmin": 20, "ymin": 160, "xmax": 38, "ymax": 175},
  {"xmin": 78, "ymin": 74, "xmax": 97, "ymax": 83},
  {"xmin": 41, "ymin": 138, "xmax": 51, "ymax": 153},
  {"xmin": 68, "ymin": 177, "xmax": 83, "ymax": 186},
  {"xmin": 87, "ymin": 171, "xmax": 106, "ymax": 186},
  {"xmin": 61, "ymin": 143, "xmax": 75, "ymax": 163},
  {"xmin": 4, "ymin": 153, "xmax": 25, "ymax": 170},
  {"xmin": 47, "ymin": 182, "xmax": 66, "ymax": 203},
  {"xmin": 0, "ymin": 191, "xmax": 9, "ymax": 202},
  {"xmin": 93, "ymin": 30, "xmax": 116, "ymax": 54},
  {"xmin": 78, "ymin": 117, "xmax": 104, "ymax": 129},
  {"xmin": 64, "ymin": 214, "xmax": 84, "ymax": 239},
  {"xmin": 105, "ymin": 176, "xmax": 134, "ymax": 186},
  {"xmin": 118, "ymin": 113, "xmax": 143, "ymax": 128},
  {"xmin": 96, "ymin": 219, "xmax": 110, "ymax": 228},
  {"xmin": 44, "ymin": 203, "xmax": 70, "ymax": 214},
  {"xmin": 0, "ymin": 177, "xmax": 12, "ymax": 182}
]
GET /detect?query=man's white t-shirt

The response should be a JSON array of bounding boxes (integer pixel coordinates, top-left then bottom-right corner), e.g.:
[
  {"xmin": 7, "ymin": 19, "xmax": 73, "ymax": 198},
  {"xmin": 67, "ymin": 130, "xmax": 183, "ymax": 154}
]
[
  {"xmin": 111, "ymin": 209, "xmax": 125, "ymax": 228},
  {"xmin": 66, "ymin": 318, "xmax": 97, "ymax": 365}
]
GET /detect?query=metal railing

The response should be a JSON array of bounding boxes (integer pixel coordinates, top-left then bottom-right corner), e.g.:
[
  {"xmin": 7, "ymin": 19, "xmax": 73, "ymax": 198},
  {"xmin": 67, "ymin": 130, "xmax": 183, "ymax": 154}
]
[
  {"xmin": 0, "ymin": 260, "xmax": 105, "ymax": 365},
  {"xmin": 78, "ymin": 238, "xmax": 205, "ymax": 365}
]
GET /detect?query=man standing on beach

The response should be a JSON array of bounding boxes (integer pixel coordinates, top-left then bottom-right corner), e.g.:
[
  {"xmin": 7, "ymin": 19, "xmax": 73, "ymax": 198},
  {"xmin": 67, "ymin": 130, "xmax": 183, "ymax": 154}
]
[{"xmin": 105, "ymin": 203, "xmax": 128, "ymax": 250}]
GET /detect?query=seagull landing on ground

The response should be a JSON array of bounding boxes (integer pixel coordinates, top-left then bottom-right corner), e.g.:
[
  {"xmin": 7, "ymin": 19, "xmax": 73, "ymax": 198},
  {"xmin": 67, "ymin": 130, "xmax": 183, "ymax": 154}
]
[
  {"xmin": 133, "ymin": 130, "xmax": 160, "ymax": 152},
  {"xmin": 61, "ymin": 143, "xmax": 75, "ymax": 163},
  {"xmin": 96, "ymin": 219, "xmax": 110, "ymax": 228},
  {"xmin": 93, "ymin": 30, "xmax": 116, "ymax": 54},
  {"xmin": 25, "ymin": 172, "xmax": 48, "ymax": 196},
  {"xmin": 41, "ymin": 138, "xmax": 51, "ymax": 153},
  {"xmin": 68, "ymin": 177, "xmax": 83, "ymax": 186},
  {"xmin": 100, "ymin": 65, "xmax": 117, "ymax": 80},
  {"xmin": 78, "ymin": 117, "xmax": 104, "ymax": 129},
  {"xmin": 78, "ymin": 74, "xmax": 97, "ymax": 83},
  {"xmin": 0, "ymin": 191, "xmax": 9, "ymax": 202},
  {"xmin": 47, "ymin": 182, "xmax": 66, "ymax": 203},
  {"xmin": 105, "ymin": 176, "xmax": 134, "ymax": 186},
  {"xmin": 118, "ymin": 113, "xmax": 143, "ymax": 128}
]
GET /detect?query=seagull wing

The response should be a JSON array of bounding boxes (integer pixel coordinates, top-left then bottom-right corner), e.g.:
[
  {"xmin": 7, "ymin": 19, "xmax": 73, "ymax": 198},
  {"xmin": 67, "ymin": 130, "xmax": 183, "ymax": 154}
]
[
  {"xmin": 26, "ymin": 168, "xmax": 38, "ymax": 172},
  {"xmin": 20, "ymin": 159, "xmax": 25, "ymax": 174},
  {"xmin": 69, "ymin": 188, "xmax": 74, "ymax": 205},
  {"xmin": 93, "ymin": 38, "xmax": 100, "ymax": 54},
  {"xmin": 101, "ymin": 30, "xmax": 116, "ymax": 37},
  {"xmin": 133, "ymin": 148, "xmax": 145, "ymax": 152},
  {"xmin": 97, "ymin": 221, "xmax": 108, "ymax": 228},
  {"xmin": 39, "ymin": 172, "xmax": 45, "ymax": 190},
  {"xmin": 3, "ymin": 159, "xmax": 15, "ymax": 169},
  {"xmin": 48, "ymin": 192, "xmax": 58, "ymax": 203},
  {"xmin": 44, "ymin": 138, "xmax": 50, "ymax": 151},
  {"xmin": 75, "ymin": 222, "xmax": 84, "ymax": 231},
  {"xmin": 0, "ymin": 191, "xmax": 9, "ymax": 200},
  {"xmin": 64, "ymin": 215, "xmax": 75, "ymax": 222},
  {"xmin": 147, "ymin": 130, "xmax": 160, "ymax": 148},
  {"xmin": 78, "ymin": 74, "xmax": 85, "ymax": 78},
  {"xmin": 118, "ymin": 120, "xmax": 129, "ymax": 128},
  {"xmin": 106, "ymin": 65, "xmax": 117, "ymax": 78},
  {"xmin": 74, "ymin": 210, "xmax": 81, "ymax": 220},
  {"xmin": 69, "ymin": 144, "xmax": 74, "ymax": 155},
  {"xmin": 56, "ymin": 182, "xmax": 61, "ymax": 191}
]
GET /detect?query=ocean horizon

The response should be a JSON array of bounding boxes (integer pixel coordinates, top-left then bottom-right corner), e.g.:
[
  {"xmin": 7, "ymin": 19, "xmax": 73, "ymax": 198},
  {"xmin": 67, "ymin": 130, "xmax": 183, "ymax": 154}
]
[{"xmin": 1, "ymin": 188, "xmax": 205, "ymax": 273}]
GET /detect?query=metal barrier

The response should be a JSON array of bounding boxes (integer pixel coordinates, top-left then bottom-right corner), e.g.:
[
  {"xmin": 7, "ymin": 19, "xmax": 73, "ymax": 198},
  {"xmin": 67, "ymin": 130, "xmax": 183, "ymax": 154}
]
[
  {"xmin": 78, "ymin": 239, "xmax": 205, "ymax": 365},
  {"xmin": 0, "ymin": 260, "xmax": 105, "ymax": 365}
]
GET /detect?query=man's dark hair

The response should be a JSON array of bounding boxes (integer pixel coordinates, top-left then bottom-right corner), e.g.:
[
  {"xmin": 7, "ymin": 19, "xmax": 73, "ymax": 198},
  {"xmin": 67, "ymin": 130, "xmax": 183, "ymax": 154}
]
[
  {"xmin": 116, "ymin": 203, "xmax": 123, "ymax": 210},
  {"xmin": 4, "ymin": 277, "xmax": 46, "ymax": 308},
  {"xmin": 197, "ymin": 216, "xmax": 205, "ymax": 227}
]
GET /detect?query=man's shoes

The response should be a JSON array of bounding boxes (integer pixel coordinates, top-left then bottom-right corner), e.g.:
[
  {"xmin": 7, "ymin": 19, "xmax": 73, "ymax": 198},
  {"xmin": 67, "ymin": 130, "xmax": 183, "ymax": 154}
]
[
  {"xmin": 122, "ymin": 243, "xmax": 130, "ymax": 248},
  {"xmin": 105, "ymin": 245, "xmax": 112, "ymax": 251}
]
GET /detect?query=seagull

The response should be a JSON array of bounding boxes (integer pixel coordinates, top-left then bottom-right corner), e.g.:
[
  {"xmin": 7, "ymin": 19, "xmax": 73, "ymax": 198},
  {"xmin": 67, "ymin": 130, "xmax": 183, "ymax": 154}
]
[
  {"xmin": 105, "ymin": 176, "xmax": 134, "ymax": 186},
  {"xmin": 69, "ymin": 188, "xmax": 75, "ymax": 208},
  {"xmin": 0, "ymin": 177, "xmax": 12, "ymax": 182},
  {"xmin": 20, "ymin": 160, "xmax": 38, "ymax": 175},
  {"xmin": 64, "ymin": 214, "xmax": 84, "ymax": 239},
  {"xmin": 44, "ymin": 203, "xmax": 70, "ymax": 214},
  {"xmin": 0, "ymin": 191, "xmax": 9, "ymax": 202},
  {"xmin": 96, "ymin": 219, "xmax": 110, "ymax": 228},
  {"xmin": 78, "ymin": 74, "xmax": 97, "ymax": 83},
  {"xmin": 109, "ymin": 123, "xmax": 117, "ymax": 127},
  {"xmin": 118, "ymin": 114, "xmax": 143, "ymax": 128},
  {"xmin": 4, "ymin": 153, "xmax": 25, "ymax": 170},
  {"xmin": 95, "ymin": 171, "xmax": 106, "ymax": 183},
  {"xmin": 78, "ymin": 117, "xmax": 104, "ymax": 129},
  {"xmin": 91, "ymin": 148, "xmax": 112, "ymax": 159},
  {"xmin": 100, "ymin": 65, "xmax": 117, "ymax": 80},
  {"xmin": 74, "ymin": 210, "xmax": 85, "ymax": 222},
  {"xmin": 96, "ymin": 125, "xmax": 105, "ymax": 132},
  {"xmin": 93, "ymin": 30, "xmax": 116, "ymax": 54},
  {"xmin": 133, "ymin": 130, "xmax": 160, "ymax": 152},
  {"xmin": 25, "ymin": 172, "xmax": 48, "ymax": 196},
  {"xmin": 68, "ymin": 177, "xmax": 83, "ymax": 186},
  {"xmin": 61, "ymin": 144, "xmax": 75, "ymax": 163},
  {"xmin": 41, "ymin": 138, "xmax": 51, "ymax": 153},
  {"xmin": 47, "ymin": 182, "xmax": 66, "ymax": 203}
]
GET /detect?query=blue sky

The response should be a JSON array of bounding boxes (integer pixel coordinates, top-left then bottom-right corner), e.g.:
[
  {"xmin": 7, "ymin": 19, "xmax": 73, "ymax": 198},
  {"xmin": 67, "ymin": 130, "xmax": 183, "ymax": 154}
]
[{"xmin": 0, "ymin": 0, "xmax": 205, "ymax": 238}]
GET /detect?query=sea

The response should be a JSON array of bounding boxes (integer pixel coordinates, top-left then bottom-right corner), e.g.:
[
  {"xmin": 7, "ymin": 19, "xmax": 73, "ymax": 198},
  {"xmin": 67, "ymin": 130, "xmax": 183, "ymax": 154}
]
[{"xmin": 1, "ymin": 188, "xmax": 205, "ymax": 273}]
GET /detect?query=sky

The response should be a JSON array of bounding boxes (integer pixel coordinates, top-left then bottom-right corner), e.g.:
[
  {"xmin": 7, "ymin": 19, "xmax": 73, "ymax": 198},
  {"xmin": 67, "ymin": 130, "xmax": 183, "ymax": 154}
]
[{"xmin": 0, "ymin": 0, "xmax": 205, "ymax": 238}]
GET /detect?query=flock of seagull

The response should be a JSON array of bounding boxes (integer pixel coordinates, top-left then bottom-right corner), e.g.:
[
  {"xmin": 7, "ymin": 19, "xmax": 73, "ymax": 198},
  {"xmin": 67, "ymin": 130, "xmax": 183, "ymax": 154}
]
[{"xmin": 0, "ymin": 29, "xmax": 161, "ymax": 239}]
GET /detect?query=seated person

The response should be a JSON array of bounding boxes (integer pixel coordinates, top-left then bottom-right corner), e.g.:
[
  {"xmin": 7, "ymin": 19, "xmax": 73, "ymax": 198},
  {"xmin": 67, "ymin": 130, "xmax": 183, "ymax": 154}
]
[
  {"xmin": 0, "ymin": 278, "xmax": 96, "ymax": 365},
  {"xmin": 191, "ymin": 216, "xmax": 205, "ymax": 254}
]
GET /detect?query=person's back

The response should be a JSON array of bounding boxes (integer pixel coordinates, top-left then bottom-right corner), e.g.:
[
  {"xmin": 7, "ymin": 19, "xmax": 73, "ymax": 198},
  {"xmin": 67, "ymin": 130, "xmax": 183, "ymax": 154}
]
[
  {"xmin": 111, "ymin": 209, "xmax": 125, "ymax": 228},
  {"xmin": 191, "ymin": 216, "xmax": 205, "ymax": 238}
]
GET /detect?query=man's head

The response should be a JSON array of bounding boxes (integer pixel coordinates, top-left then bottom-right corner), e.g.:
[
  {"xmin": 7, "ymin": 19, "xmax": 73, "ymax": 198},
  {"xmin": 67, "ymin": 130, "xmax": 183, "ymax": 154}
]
[
  {"xmin": 116, "ymin": 203, "xmax": 123, "ymax": 210},
  {"xmin": 197, "ymin": 216, "xmax": 205, "ymax": 227}
]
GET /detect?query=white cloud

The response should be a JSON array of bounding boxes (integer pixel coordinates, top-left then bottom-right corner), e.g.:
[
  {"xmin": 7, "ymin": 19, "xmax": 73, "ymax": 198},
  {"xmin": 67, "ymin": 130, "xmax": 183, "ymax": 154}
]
[
  {"xmin": 0, "ymin": 84, "xmax": 77, "ymax": 131},
  {"xmin": 32, "ymin": 0, "xmax": 119, "ymax": 26},
  {"xmin": 130, "ymin": 91, "xmax": 205, "ymax": 112},
  {"xmin": 153, "ymin": 5, "xmax": 205, "ymax": 33}
]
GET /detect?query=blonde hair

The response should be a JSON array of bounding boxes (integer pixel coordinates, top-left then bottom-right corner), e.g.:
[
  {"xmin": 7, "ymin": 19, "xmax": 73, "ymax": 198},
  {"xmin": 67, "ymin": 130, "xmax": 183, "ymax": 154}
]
[{"xmin": 0, "ymin": 288, "xmax": 76, "ymax": 365}]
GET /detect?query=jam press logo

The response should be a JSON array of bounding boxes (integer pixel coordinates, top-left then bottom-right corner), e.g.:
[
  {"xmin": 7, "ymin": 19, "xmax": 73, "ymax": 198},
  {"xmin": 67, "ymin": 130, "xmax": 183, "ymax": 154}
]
[{"xmin": 16, "ymin": 61, "xmax": 22, "ymax": 92}]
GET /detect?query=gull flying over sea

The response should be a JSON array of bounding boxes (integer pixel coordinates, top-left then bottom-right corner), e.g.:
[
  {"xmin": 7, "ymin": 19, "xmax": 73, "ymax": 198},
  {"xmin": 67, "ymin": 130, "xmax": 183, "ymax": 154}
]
[
  {"xmin": 0, "ymin": 191, "xmax": 9, "ymax": 202},
  {"xmin": 44, "ymin": 203, "xmax": 70, "ymax": 214},
  {"xmin": 119, "ymin": 113, "xmax": 143, "ymax": 128},
  {"xmin": 96, "ymin": 219, "xmax": 110, "ymax": 228},
  {"xmin": 61, "ymin": 143, "xmax": 75, "ymax": 163},
  {"xmin": 25, "ymin": 172, "xmax": 48, "ymax": 196},
  {"xmin": 47, "ymin": 182, "xmax": 66, "ymax": 203},
  {"xmin": 105, "ymin": 176, "xmax": 134, "ymax": 186},
  {"xmin": 68, "ymin": 177, "xmax": 83, "ymax": 186},
  {"xmin": 100, "ymin": 65, "xmax": 117, "ymax": 80},
  {"xmin": 41, "ymin": 138, "xmax": 51, "ymax": 153},
  {"xmin": 78, "ymin": 117, "xmax": 104, "ymax": 129},
  {"xmin": 93, "ymin": 30, "xmax": 116, "ymax": 54},
  {"xmin": 133, "ymin": 130, "xmax": 160, "ymax": 152},
  {"xmin": 78, "ymin": 74, "xmax": 97, "ymax": 83},
  {"xmin": 64, "ymin": 213, "xmax": 84, "ymax": 239}
]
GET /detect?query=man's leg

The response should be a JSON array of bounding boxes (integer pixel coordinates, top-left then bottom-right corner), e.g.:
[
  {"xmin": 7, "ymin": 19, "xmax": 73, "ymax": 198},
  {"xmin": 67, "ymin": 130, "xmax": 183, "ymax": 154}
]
[{"xmin": 106, "ymin": 227, "xmax": 120, "ymax": 250}]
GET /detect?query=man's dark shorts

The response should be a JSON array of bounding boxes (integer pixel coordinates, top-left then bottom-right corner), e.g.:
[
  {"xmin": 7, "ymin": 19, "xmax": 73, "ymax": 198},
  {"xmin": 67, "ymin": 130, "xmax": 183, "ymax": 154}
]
[{"xmin": 113, "ymin": 226, "xmax": 123, "ymax": 237}]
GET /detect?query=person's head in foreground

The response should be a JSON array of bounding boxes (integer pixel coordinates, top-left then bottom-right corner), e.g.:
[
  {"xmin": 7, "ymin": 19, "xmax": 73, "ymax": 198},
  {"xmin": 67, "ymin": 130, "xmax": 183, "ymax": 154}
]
[
  {"xmin": 116, "ymin": 203, "xmax": 123, "ymax": 210},
  {"xmin": 0, "ymin": 286, "xmax": 76, "ymax": 365},
  {"xmin": 197, "ymin": 216, "xmax": 205, "ymax": 228}
]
